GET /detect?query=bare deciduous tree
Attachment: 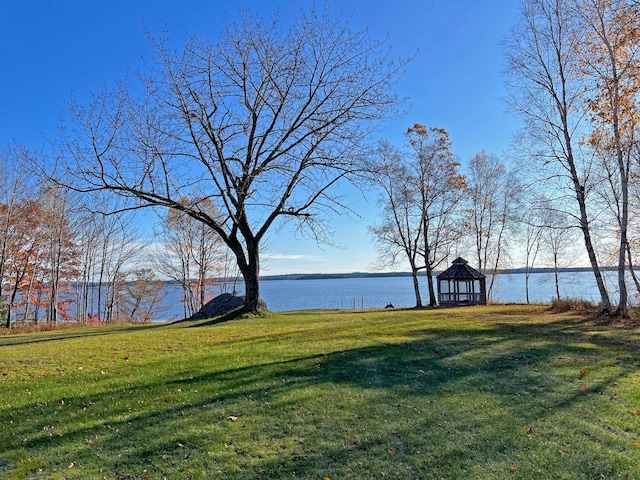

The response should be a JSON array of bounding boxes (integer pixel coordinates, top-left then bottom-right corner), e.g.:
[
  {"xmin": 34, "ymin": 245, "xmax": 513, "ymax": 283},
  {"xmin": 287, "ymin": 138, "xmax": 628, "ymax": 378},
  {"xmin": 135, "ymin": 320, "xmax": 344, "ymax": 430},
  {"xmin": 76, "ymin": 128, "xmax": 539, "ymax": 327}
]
[
  {"xmin": 505, "ymin": 0, "xmax": 613, "ymax": 312},
  {"xmin": 466, "ymin": 151, "xmax": 515, "ymax": 302},
  {"xmin": 369, "ymin": 143, "xmax": 425, "ymax": 307},
  {"xmin": 538, "ymin": 198, "xmax": 580, "ymax": 300},
  {"xmin": 56, "ymin": 8, "xmax": 404, "ymax": 312},
  {"xmin": 369, "ymin": 126, "xmax": 465, "ymax": 307},
  {"xmin": 517, "ymin": 200, "xmax": 544, "ymax": 304},
  {"xmin": 124, "ymin": 268, "xmax": 163, "ymax": 323},
  {"xmin": 153, "ymin": 199, "xmax": 238, "ymax": 318}
]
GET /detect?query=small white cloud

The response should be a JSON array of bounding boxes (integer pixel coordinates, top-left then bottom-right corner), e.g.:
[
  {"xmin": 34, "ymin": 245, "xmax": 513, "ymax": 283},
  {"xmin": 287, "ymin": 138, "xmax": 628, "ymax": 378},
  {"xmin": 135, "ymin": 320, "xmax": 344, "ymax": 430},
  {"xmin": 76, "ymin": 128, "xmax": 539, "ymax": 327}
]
[{"xmin": 263, "ymin": 253, "xmax": 323, "ymax": 261}]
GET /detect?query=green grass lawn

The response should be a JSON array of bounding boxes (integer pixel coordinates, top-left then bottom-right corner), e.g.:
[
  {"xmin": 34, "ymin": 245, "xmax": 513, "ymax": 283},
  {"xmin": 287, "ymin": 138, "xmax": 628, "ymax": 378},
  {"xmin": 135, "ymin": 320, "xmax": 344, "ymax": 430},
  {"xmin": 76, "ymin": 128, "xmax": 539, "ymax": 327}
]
[{"xmin": 1, "ymin": 305, "xmax": 639, "ymax": 479}]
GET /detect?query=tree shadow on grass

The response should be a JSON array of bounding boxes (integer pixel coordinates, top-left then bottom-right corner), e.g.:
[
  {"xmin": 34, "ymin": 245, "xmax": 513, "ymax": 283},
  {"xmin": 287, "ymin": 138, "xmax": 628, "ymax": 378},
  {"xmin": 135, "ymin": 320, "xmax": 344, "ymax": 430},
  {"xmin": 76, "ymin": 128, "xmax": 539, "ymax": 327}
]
[
  {"xmin": 3, "ymin": 316, "xmax": 638, "ymax": 478},
  {"xmin": 494, "ymin": 312, "xmax": 640, "ymax": 356},
  {"xmin": 173, "ymin": 307, "xmax": 272, "ymax": 328},
  {"xmin": 0, "ymin": 323, "xmax": 167, "ymax": 347}
]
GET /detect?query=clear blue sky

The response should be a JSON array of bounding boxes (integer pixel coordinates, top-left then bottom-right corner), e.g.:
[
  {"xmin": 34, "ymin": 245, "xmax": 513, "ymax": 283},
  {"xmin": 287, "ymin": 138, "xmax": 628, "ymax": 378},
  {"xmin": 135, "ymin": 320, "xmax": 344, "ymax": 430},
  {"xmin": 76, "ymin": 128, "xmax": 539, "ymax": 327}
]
[{"xmin": 0, "ymin": 1, "xmax": 522, "ymax": 275}]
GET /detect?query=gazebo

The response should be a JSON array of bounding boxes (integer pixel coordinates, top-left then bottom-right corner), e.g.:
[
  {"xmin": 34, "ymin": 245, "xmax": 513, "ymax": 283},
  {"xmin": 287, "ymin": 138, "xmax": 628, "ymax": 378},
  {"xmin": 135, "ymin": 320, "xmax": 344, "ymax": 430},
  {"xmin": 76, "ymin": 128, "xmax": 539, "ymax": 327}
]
[{"xmin": 436, "ymin": 257, "xmax": 486, "ymax": 306}]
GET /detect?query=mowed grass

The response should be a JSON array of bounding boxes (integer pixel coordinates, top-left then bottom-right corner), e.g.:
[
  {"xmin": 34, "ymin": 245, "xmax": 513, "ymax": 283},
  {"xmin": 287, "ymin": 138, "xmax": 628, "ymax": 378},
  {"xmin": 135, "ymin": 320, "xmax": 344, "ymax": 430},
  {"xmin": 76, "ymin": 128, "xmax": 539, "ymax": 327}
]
[{"xmin": 1, "ymin": 306, "xmax": 639, "ymax": 479}]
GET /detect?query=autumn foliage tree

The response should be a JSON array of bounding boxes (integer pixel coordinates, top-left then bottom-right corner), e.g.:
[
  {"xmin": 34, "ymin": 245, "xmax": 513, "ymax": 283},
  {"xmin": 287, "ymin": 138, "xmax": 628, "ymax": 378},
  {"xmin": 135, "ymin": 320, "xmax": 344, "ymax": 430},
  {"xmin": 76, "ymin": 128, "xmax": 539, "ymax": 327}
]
[
  {"xmin": 407, "ymin": 125, "xmax": 466, "ymax": 306},
  {"xmin": 1, "ymin": 200, "xmax": 45, "ymax": 327},
  {"xmin": 369, "ymin": 125, "xmax": 466, "ymax": 307},
  {"xmin": 507, "ymin": 0, "xmax": 640, "ymax": 315},
  {"xmin": 0, "ymin": 148, "xmax": 27, "ymax": 326},
  {"xmin": 506, "ymin": 0, "xmax": 614, "ymax": 312},
  {"xmin": 0, "ymin": 148, "xmax": 88, "ymax": 327},
  {"xmin": 0, "ymin": 195, "xmax": 80, "ymax": 327},
  {"xmin": 369, "ymin": 143, "xmax": 425, "ymax": 307},
  {"xmin": 575, "ymin": 0, "xmax": 640, "ymax": 314},
  {"xmin": 39, "ymin": 185, "xmax": 80, "ymax": 323}
]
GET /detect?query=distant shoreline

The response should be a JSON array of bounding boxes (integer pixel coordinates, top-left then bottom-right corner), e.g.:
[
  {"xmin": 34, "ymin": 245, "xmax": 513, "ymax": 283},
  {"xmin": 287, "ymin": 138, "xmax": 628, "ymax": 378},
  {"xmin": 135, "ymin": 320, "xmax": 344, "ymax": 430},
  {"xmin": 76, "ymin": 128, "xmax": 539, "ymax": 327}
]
[{"xmin": 259, "ymin": 266, "xmax": 616, "ymax": 281}]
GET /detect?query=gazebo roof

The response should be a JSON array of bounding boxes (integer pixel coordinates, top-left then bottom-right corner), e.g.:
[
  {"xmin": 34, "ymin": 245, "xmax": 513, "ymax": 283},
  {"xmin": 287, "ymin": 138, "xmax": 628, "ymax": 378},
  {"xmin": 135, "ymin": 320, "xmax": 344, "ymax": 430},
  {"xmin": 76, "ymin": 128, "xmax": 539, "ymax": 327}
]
[{"xmin": 436, "ymin": 257, "xmax": 485, "ymax": 280}]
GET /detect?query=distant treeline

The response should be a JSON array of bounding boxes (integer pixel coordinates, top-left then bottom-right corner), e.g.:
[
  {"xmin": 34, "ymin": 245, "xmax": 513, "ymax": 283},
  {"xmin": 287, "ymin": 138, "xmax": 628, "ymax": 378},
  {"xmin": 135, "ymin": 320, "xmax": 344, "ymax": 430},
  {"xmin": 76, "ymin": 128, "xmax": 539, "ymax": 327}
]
[{"xmin": 259, "ymin": 267, "xmax": 616, "ymax": 282}]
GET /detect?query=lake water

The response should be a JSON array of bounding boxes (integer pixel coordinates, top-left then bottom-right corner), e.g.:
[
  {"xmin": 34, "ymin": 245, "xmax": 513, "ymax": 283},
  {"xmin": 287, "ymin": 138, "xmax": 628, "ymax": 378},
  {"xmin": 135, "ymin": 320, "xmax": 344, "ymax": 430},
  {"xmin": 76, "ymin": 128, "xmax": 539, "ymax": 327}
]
[{"xmin": 152, "ymin": 270, "xmax": 631, "ymax": 322}]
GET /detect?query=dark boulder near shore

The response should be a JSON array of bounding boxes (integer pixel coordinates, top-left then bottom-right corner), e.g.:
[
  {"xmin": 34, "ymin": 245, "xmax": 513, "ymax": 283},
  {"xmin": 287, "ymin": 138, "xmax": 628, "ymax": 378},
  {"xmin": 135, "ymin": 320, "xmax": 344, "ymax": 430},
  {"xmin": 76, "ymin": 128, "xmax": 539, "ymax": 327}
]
[{"xmin": 190, "ymin": 293, "xmax": 268, "ymax": 320}]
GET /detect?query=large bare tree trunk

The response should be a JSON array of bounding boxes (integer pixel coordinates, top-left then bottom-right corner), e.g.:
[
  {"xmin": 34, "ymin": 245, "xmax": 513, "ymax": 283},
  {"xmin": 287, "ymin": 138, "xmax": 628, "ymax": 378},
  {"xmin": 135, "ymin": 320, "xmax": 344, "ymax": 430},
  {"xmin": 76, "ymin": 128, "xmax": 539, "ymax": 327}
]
[{"xmin": 237, "ymin": 239, "xmax": 261, "ymax": 312}]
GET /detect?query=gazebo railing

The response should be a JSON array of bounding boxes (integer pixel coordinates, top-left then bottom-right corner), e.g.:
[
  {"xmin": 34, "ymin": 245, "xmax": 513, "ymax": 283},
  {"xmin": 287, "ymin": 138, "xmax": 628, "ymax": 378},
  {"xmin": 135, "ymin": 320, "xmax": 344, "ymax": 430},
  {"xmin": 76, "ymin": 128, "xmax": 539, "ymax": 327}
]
[{"xmin": 438, "ymin": 293, "xmax": 486, "ymax": 305}]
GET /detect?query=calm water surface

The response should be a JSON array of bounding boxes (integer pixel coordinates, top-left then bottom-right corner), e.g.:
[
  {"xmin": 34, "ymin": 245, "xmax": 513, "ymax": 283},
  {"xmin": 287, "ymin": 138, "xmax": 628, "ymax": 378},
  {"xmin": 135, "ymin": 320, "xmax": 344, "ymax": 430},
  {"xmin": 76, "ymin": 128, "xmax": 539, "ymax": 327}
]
[{"xmin": 154, "ymin": 270, "xmax": 628, "ymax": 322}]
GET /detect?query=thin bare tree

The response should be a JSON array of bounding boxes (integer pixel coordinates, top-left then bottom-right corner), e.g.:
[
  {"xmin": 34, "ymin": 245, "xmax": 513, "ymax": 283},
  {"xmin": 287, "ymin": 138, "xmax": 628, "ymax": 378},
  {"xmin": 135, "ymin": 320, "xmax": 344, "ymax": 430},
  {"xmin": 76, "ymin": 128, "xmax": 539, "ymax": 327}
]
[
  {"xmin": 369, "ymin": 142, "xmax": 425, "ymax": 307},
  {"xmin": 517, "ymin": 201, "xmax": 544, "ymax": 304},
  {"xmin": 539, "ymin": 199, "xmax": 580, "ymax": 300},
  {"xmin": 369, "ymin": 126, "xmax": 465, "ymax": 307},
  {"xmin": 124, "ymin": 268, "xmax": 163, "ymax": 323},
  {"xmin": 466, "ymin": 151, "xmax": 516, "ymax": 302},
  {"xmin": 574, "ymin": 0, "xmax": 640, "ymax": 315},
  {"xmin": 505, "ymin": 0, "xmax": 613, "ymax": 312},
  {"xmin": 408, "ymin": 125, "xmax": 466, "ymax": 306},
  {"xmin": 153, "ymin": 199, "xmax": 237, "ymax": 318}
]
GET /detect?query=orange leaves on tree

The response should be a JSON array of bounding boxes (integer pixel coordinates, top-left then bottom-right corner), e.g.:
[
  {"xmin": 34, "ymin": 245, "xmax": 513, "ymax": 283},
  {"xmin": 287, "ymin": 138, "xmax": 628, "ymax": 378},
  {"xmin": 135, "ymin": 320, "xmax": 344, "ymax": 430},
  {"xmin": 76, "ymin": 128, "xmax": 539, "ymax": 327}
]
[{"xmin": 1, "ymin": 195, "xmax": 80, "ymax": 326}]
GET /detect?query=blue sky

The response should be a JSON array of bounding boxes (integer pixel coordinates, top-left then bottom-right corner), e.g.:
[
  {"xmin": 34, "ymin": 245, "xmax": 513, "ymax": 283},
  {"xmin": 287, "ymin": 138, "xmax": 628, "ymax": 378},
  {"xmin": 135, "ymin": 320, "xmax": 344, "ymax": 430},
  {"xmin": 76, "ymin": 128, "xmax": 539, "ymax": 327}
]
[{"xmin": 1, "ymin": 1, "xmax": 522, "ymax": 275}]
